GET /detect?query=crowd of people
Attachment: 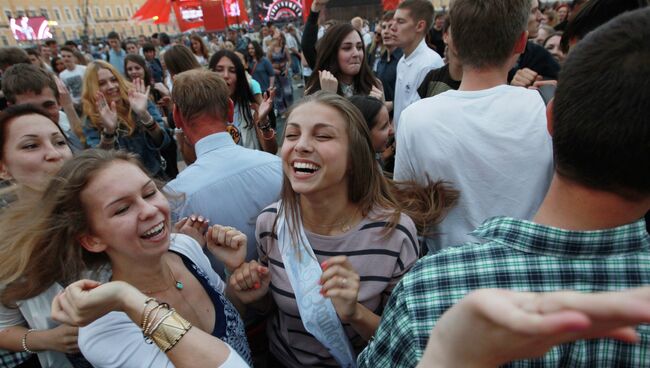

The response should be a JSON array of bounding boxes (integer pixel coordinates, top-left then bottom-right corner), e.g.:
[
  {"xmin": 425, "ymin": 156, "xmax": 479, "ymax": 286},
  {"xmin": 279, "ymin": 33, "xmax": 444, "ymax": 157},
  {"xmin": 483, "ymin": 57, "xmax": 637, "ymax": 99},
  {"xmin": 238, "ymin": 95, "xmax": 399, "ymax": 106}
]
[{"xmin": 0, "ymin": 0, "xmax": 648, "ymax": 367}]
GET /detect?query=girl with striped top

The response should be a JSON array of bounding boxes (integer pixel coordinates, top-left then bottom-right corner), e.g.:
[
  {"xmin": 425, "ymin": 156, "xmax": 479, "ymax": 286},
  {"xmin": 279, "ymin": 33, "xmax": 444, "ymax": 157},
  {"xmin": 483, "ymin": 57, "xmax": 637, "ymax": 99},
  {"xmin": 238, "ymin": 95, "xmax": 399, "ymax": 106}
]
[{"xmin": 230, "ymin": 91, "xmax": 456, "ymax": 367}]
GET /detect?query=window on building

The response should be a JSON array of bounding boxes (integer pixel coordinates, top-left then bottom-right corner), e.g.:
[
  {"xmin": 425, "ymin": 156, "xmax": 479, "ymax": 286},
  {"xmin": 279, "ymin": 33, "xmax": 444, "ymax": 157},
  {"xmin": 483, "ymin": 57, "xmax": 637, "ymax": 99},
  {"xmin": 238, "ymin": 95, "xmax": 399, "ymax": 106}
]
[
  {"xmin": 73, "ymin": 30, "xmax": 78, "ymax": 39},
  {"xmin": 28, "ymin": 9, "xmax": 37, "ymax": 17},
  {"xmin": 4, "ymin": 10, "xmax": 11, "ymax": 20},
  {"xmin": 16, "ymin": 10, "xmax": 24, "ymax": 18},
  {"xmin": 54, "ymin": 8, "xmax": 61, "ymax": 21},
  {"xmin": 116, "ymin": 7, "xmax": 122, "ymax": 18},
  {"xmin": 64, "ymin": 8, "xmax": 72, "ymax": 21},
  {"xmin": 1, "ymin": 36, "xmax": 8, "ymax": 46},
  {"xmin": 40, "ymin": 8, "xmax": 49, "ymax": 19},
  {"xmin": 76, "ymin": 8, "xmax": 82, "ymax": 20},
  {"xmin": 148, "ymin": 25, "xmax": 152, "ymax": 33},
  {"xmin": 62, "ymin": 31, "xmax": 67, "ymax": 40},
  {"xmin": 126, "ymin": 7, "xmax": 131, "ymax": 17},
  {"xmin": 95, "ymin": 7, "xmax": 101, "ymax": 19},
  {"xmin": 106, "ymin": 7, "xmax": 112, "ymax": 18}
]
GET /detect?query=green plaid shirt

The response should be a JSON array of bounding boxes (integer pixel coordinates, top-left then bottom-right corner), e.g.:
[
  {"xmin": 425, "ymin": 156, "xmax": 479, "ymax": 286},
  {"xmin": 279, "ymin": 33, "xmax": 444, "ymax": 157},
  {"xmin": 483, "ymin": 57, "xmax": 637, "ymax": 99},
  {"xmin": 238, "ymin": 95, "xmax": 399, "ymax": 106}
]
[{"xmin": 358, "ymin": 216, "xmax": 650, "ymax": 367}]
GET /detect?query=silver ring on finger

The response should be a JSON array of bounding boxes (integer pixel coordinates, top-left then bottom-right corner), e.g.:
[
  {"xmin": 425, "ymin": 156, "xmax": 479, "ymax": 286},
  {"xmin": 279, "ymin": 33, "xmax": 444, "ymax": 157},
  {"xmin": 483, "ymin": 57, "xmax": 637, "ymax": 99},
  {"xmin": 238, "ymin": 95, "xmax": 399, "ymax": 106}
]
[{"xmin": 340, "ymin": 277, "xmax": 348, "ymax": 288}]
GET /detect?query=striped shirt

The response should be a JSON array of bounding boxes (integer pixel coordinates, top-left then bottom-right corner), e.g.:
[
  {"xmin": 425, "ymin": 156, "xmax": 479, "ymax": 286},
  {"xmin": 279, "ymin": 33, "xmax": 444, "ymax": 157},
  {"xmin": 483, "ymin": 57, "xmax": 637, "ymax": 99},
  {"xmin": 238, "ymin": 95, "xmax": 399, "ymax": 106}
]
[
  {"xmin": 257, "ymin": 203, "xmax": 419, "ymax": 367},
  {"xmin": 358, "ymin": 216, "xmax": 650, "ymax": 367}
]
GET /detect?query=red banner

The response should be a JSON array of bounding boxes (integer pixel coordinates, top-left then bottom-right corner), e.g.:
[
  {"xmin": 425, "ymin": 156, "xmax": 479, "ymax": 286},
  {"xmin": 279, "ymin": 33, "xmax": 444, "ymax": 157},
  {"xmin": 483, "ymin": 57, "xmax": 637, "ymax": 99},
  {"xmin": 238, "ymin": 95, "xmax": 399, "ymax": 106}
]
[
  {"xmin": 172, "ymin": 0, "xmax": 204, "ymax": 32},
  {"xmin": 224, "ymin": 0, "xmax": 249, "ymax": 26},
  {"xmin": 303, "ymin": 0, "xmax": 313, "ymax": 21},
  {"xmin": 382, "ymin": 0, "xmax": 400, "ymax": 10},
  {"xmin": 202, "ymin": 0, "xmax": 228, "ymax": 31}
]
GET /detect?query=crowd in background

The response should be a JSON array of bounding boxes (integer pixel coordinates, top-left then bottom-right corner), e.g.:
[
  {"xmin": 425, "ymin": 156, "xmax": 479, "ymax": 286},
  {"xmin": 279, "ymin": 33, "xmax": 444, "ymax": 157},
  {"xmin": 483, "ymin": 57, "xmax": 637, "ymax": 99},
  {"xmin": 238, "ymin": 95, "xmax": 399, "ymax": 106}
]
[{"xmin": 0, "ymin": 0, "xmax": 649, "ymax": 367}]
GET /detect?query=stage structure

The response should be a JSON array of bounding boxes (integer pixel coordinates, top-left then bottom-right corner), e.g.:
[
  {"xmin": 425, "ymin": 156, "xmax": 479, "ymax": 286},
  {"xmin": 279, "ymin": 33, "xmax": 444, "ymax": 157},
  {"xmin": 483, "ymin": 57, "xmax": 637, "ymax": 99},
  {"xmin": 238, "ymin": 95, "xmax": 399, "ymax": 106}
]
[{"xmin": 132, "ymin": 0, "xmax": 314, "ymax": 31}]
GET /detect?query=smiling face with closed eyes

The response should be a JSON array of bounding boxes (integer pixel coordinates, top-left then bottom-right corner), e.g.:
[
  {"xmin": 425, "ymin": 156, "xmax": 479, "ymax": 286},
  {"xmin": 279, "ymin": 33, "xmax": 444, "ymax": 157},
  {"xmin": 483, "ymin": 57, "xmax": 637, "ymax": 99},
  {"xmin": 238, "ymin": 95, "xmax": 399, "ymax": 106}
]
[
  {"xmin": 281, "ymin": 101, "xmax": 350, "ymax": 199},
  {"xmin": 80, "ymin": 160, "xmax": 171, "ymax": 264}
]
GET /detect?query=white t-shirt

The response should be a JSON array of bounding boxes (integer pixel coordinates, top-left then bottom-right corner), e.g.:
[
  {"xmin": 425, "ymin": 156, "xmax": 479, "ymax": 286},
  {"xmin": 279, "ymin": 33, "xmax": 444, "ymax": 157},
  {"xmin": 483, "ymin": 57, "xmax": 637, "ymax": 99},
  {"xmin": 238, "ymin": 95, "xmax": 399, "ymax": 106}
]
[
  {"xmin": 394, "ymin": 85, "xmax": 553, "ymax": 251},
  {"xmin": 59, "ymin": 65, "xmax": 87, "ymax": 105},
  {"xmin": 393, "ymin": 39, "xmax": 443, "ymax": 131},
  {"xmin": 78, "ymin": 234, "xmax": 248, "ymax": 368}
]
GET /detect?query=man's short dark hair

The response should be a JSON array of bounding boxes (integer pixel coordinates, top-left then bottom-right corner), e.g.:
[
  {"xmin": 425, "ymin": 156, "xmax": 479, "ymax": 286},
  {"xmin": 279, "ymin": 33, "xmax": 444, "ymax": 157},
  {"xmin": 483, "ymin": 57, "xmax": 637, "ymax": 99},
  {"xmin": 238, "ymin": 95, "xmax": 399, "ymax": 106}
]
[
  {"xmin": 64, "ymin": 40, "xmax": 78, "ymax": 48},
  {"xmin": 0, "ymin": 47, "xmax": 30, "ymax": 71},
  {"xmin": 107, "ymin": 31, "xmax": 120, "ymax": 40},
  {"xmin": 45, "ymin": 39, "xmax": 57, "ymax": 46},
  {"xmin": 142, "ymin": 43, "xmax": 156, "ymax": 53},
  {"xmin": 159, "ymin": 33, "xmax": 171, "ymax": 45},
  {"xmin": 382, "ymin": 11, "xmax": 395, "ymax": 22},
  {"xmin": 450, "ymin": 0, "xmax": 529, "ymax": 69},
  {"xmin": 1, "ymin": 64, "xmax": 60, "ymax": 104},
  {"xmin": 59, "ymin": 46, "xmax": 76, "ymax": 55},
  {"xmin": 398, "ymin": 0, "xmax": 434, "ymax": 31},
  {"xmin": 560, "ymin": 0, "xmax": 648, "ymax": 53},
  {"xmin": 552, "ymin": 7, "xmax": 650, "ymax": 198}
]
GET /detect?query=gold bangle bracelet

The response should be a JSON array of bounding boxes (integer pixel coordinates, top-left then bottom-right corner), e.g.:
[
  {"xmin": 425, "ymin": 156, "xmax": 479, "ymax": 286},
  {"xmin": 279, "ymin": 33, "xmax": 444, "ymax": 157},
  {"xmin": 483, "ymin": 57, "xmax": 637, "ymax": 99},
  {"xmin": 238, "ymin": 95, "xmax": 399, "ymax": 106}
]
[{"xmin": 150, "ymin": 311, "xmax": 192, "ymax": 352}]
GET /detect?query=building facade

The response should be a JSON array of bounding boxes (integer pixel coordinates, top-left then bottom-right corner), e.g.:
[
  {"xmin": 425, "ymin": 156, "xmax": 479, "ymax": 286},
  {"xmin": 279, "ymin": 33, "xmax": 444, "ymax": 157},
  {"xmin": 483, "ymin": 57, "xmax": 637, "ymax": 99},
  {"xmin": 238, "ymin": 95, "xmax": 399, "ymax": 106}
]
[{"xmin": 0, "ymin": 0, "xmax": 180, "ymax": 47}]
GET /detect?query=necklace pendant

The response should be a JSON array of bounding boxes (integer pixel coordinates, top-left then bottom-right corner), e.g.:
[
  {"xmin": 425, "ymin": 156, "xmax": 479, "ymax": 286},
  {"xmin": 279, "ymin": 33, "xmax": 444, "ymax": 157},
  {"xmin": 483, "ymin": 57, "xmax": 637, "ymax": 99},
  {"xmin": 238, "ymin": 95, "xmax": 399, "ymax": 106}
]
[
  {"xmin": 175, "ymin": 281, "xmax": 184, "ymax": 290},
  {"xmin": 341, "ymin": 224, "xmax": 351, "ymax": 232}
]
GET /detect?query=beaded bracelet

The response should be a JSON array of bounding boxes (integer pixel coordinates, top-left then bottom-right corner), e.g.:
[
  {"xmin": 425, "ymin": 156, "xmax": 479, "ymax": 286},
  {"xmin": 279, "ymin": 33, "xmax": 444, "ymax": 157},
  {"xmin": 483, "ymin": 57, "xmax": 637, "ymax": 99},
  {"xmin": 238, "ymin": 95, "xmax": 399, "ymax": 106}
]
[
  {"xmin": 21, "ymin": 329, "xmax": 36, "ymax": 354},
  {"xmin": 139, "ymin": 297, "xmax": 156, "ymax": 329}
]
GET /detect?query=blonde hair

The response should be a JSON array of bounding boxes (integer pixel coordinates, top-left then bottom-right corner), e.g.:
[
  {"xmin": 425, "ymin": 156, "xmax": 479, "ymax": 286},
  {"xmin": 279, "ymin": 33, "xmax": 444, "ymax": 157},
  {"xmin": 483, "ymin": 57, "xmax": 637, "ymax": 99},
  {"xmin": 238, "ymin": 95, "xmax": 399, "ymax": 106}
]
[
  {"xmin": 172, "ymin": 69, "xmax": 230, "ymax": 123},
  {"xmin": 274, "ymin": 92, "xmax": 458, "ymax": 254},
  {"xmin": 81, "ymin": 60, "xmax": 136, "ymax": 135},
  {"xmin": 0, "ymin": 150, "xmax": 142, "ymax": 306}
]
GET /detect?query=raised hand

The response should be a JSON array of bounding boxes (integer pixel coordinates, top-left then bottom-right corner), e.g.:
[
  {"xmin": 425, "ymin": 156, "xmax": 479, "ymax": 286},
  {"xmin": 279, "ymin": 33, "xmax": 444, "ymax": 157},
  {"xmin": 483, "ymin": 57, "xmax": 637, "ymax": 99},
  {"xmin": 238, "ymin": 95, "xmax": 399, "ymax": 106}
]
[
  {"xmin": 95, "ymin": 91, "xmax": 118, "ymax": 133},
  {"xmin": 319, "ymin": 256, "xmax": 361, "ymax": 322},
  {"xmin": 319, "ymin": 70, "xmax": 339, "ymax": 93},
  {"xmin": 369, "ymin": 85, "xmax": 385, "ymax": 102},
  {"xmin": 510, "ymin": 68, "xmax": 541, "ymax": 88},
  {"xmin": 311, "ymin": 0, "xmax": 331, "ymax": 12},
  {"xmin": 128, "ymin": 78, "xmax": 151, "ymax": 115},
  {"xmin": 51, "ymin": 280, "xmax": 138, "ymax": 327},
  {"xmin": 418, "ymin": 287, "xmax": 650, "ymax": 368},
  {"xmin": 205, "ymin": 225, "xmax": 247, "ymax": 273},
  {"xmin": 174, "ymin": 215, "xmax": 210, "ymax": 247},
  {"xmin": 54, "ymin": 77, "xmax": 74, "ymax": 108},
  {"xmin": 257, "ymin": 88, "xmax": 277, "ymax": 124},
  {"xmin": 229, "ymin": 260, "xmax": 271, "ymax": 304}
]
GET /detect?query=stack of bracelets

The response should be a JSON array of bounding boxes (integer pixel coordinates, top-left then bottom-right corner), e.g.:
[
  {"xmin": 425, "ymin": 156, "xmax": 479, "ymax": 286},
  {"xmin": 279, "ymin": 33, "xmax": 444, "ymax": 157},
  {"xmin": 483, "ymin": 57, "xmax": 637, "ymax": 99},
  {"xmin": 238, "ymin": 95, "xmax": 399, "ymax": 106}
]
[{"xmin": 140, "ymin": 298, "xmax": 193, "ymax": 352}]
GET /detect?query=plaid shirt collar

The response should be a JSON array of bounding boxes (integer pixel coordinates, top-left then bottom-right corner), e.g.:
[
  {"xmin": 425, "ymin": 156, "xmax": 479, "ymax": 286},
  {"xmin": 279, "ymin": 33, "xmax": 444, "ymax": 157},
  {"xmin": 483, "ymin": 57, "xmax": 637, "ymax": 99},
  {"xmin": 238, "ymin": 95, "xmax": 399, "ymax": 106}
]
[{"xmin": 472, "ymin": 216, "xmax": 650, "ymax": 259}]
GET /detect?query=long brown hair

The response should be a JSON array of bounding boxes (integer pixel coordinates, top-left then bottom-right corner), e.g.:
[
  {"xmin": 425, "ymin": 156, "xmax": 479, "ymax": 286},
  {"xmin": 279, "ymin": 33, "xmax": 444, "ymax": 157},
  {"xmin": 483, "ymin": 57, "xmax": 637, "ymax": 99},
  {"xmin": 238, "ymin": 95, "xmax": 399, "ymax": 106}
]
[
  {"xmin": 0, "ymin": 150, "xmax": 143, "ymax": 307},
  {"xmin": 81, "ymin": 60, "xmax": 137, "ymax": 135},
  {"xmin": 274, "ymin": 92, "xmax": 458, "ymax": 252},
  {"xmin": 305, "ymin": 24, "xmax": 381, "ymax": 96}
]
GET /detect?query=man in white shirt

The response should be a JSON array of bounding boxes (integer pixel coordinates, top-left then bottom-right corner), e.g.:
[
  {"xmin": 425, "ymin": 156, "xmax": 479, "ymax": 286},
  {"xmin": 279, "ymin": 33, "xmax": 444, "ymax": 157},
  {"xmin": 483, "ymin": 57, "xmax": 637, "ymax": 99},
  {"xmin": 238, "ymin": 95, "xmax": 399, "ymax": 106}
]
[
  {"xmin": 58, "ymin": 46, "xmax": 86, "ymax": 106},
  {"xmin": 391, "ymin": 0, "xmax": 444, "ymax": 130},
  {"xmin": 394, "ymin": 0, "xmax": 553, "ymax": 252}
]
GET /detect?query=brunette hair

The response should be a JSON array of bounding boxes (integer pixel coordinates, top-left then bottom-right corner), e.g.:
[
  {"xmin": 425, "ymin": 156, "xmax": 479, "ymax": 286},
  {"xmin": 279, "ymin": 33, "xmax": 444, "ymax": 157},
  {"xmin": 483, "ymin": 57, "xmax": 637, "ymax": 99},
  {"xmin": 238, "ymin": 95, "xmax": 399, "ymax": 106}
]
[
  {"xmin": 209, "ymin": 50, "xmax": 256, "ymax": 128},
  {"xmin": 81, "ymin": 60, "xmax": 136, "ymax": 135},
  {"xmin": 305, "ymin": 23, "xmax": 380, "ymax": 96},
  {"xmin": 50, "ymin": 56, "xmax": 64, "ymax": 74},
  {"xmin": 248, "ymin": 40, "xmax": 265, "ymax": 61},
  {"xmin": 0, "ymin": 47, "xmax": 30, "ymax": 70},
  {"xmin": 1, "ymin": 64, "xmax": 60, "ymax": 104},
  {"xmin": 162, "ymin": 45, "xmax": 201, "ymax": 76},
  {"xmin": 124, "ymin": 54, "xmax": 153, "ymax": 87},
  {"xmin": 190, "ymin": 34, "xmax": 209, "ymax": 59},
  {"xmin": 0, "ymin": 104, "xmax": 65, "ymax": 160},
  {"xmin": 348, "ymin": 95, "xmax": 384, "ymax": 130},
  {"xmin": 0, "ymin": 150, "xmax": 145, "ymax": 306},
  {"xmin": 397, "ymin": 0, "xmax": 435, "ymax": 31},
  {"xmin": 275, "ymin": 92, "xmax": 457, "ymax": 251},
  {"xmin": 552, "ymin": 7, "xmax": 650, "ymax": 199}
]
